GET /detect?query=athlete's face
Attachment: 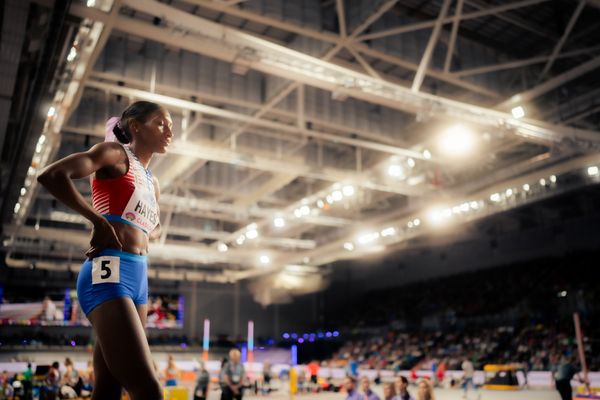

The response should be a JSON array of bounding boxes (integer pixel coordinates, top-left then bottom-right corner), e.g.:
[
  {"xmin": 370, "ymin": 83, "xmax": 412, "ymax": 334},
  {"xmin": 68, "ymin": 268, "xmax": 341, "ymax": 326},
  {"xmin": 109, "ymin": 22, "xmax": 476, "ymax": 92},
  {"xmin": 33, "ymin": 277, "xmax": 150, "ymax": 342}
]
[{"xmin": 139, "ymin": 108, "xmax": 173, "ymax": 154}]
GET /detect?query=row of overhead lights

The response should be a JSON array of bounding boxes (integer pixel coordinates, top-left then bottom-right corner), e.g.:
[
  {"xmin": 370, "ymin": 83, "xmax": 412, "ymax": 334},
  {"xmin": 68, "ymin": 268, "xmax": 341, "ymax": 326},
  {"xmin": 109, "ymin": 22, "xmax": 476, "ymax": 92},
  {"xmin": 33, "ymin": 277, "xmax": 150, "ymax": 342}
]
[
  {"xmin": 13, "ymin": 29, "xmax": 86, "ymax": 219},
  {"xmin": 340, "ymin": 169, "xmax": 573, "ymax": 253},
  {"xmin": 282, "ymin": 331, "xmax": 340, "ymax": 343},
  {"xmin": 13, "ymin": 133, "xmax": 48, "ymax": 217},
  {"xmin": 215, "ymin": 183, "xmax": 358, "ymax": 251},
  {"xmin": 489, "ymin": 175, "xmax": 557, "ymax": 204}
]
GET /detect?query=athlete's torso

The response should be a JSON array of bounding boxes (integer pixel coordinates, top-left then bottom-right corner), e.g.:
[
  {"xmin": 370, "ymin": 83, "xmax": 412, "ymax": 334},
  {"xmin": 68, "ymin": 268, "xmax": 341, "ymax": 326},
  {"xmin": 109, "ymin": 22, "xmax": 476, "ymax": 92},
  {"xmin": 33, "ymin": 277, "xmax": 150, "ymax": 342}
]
[{"xmin": 91, "ymin": 144, "xmax": 159, "ymax": 254}]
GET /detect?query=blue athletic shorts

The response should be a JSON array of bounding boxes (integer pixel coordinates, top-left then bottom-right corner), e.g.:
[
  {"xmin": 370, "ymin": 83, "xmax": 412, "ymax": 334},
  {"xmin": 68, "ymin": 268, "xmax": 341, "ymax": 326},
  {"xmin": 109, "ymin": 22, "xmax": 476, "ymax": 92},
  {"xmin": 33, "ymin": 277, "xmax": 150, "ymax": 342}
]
[{"xmin": 77, "ymin": 249, "xmax": 148, "ymax": 316}]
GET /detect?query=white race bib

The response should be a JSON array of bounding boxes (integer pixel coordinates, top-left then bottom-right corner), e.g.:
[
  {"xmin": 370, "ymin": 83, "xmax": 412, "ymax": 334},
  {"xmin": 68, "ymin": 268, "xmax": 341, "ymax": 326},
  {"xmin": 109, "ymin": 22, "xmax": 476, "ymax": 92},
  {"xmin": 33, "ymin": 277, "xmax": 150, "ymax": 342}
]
[{"xmin": 92, "ymin": 256, "xmax": 120, "ymax": 284}]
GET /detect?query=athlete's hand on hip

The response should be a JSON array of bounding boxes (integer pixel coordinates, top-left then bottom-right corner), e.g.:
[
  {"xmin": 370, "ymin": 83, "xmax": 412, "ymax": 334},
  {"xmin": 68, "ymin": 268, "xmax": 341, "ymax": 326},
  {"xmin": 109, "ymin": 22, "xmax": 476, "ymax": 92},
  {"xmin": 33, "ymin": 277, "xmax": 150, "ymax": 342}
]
[{"xmin": 86, "ymin": 218, "xmax": 123, "ymax": 259}]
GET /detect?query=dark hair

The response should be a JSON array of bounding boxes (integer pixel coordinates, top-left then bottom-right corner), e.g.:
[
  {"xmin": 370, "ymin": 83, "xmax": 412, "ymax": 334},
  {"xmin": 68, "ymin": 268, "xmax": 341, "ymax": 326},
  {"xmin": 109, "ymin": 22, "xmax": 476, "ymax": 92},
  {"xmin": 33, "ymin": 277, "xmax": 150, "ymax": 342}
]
[
  {"xmin": 399, "ymin": 376, "xmax": 409, "ymax": 385},
  {"xmin": 112, "ymin": 101, "xmax": 162, "ymax": 144}
]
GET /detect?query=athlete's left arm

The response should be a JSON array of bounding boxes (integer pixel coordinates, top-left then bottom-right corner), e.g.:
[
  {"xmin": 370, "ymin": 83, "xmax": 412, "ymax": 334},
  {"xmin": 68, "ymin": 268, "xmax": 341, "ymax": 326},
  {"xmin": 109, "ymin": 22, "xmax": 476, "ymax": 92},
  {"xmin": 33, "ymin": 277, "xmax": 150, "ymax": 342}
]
[{"xmin": 149, "ymin": 176, "xmax": 162, "ymax": 241}]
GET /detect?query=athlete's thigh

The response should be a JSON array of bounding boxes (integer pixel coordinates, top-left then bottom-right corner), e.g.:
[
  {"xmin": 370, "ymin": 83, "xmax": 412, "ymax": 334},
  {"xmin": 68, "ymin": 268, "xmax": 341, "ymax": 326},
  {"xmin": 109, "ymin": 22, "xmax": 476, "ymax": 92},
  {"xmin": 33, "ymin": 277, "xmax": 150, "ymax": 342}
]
[
  {"xmin": 88, "ymin": 297, "xmax": 156, "ymax": 388},
  {"xmin": 91, "ymin": 341, "xmax": 121, "ymax": 400}
]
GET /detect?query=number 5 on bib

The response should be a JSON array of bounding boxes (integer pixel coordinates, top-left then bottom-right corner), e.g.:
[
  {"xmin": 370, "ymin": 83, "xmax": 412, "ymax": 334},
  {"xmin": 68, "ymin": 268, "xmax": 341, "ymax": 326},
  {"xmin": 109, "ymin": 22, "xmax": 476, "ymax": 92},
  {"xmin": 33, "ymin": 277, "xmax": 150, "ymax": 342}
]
[{"xmin": 92, "ymin": 256, "xmax": 120, "ymax": 284}]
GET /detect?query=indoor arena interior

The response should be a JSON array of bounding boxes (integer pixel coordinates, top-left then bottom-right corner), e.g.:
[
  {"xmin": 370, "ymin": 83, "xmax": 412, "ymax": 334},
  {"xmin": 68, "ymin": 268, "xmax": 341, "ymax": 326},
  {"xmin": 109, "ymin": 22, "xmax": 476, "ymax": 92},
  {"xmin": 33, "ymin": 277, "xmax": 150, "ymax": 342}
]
[{"xmin": 1, "ymin": 0, "xmax": 599, "ymax": 400}]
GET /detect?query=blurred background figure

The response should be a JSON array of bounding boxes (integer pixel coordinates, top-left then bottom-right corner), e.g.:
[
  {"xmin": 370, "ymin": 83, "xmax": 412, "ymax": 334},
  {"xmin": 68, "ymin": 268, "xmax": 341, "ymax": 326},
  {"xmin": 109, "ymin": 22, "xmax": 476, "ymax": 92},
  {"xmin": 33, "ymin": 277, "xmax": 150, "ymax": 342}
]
[
  {"xmin": 383, "ymin": 381, "xmax": 396, "ymax": 400},
  {"xmin": 360, "ymin": 376, "xmax": 380, "ymax": 400},
  {"xmin": 164, "ymin": 354, "xmax": 180, "ymax": 387},
  {"xmin": 343, "ymin": 376, "xmax": 361, "ymax": 400},
  {"xmin": 553, "ymin": 354, "xmax": 588, "ymax": 400},
  {"xmin": 38, "ymin": 296, "xmax": 57, "ymax": 321},
  {"xmin": 416, "ymin": 379, "xmax": 435, "ymax": 400},
  {"xmin": 393, "ymin": 375, "xmax": 414, "ymax": 400},
  {"xmin": 193, "ymin": 361, "xmax": 210, "ymax": 400},
  {"xmin": 461, "ymin": 358, "xmax": 475, "ymax": 398},
  {"xmin": 221, "ymin": 349, "xmax": 245, "ymax": 400}
]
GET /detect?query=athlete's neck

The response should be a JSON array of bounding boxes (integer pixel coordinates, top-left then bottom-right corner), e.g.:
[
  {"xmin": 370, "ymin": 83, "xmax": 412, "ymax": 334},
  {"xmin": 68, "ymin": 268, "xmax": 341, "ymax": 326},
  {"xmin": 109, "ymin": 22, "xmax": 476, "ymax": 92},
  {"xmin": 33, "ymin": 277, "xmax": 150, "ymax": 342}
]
[{"xmin": 128, "ymin": 142, "xmax": 153, "ymax": 168}]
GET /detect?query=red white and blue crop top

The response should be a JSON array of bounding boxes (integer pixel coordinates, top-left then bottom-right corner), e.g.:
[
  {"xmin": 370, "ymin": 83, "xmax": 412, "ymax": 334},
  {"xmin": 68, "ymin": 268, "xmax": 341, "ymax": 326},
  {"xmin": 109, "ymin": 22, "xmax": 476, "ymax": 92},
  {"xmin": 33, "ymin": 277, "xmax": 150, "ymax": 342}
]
[{"xmin": 91, "ymin": 144, "xmax": 159, "ymax": 234}]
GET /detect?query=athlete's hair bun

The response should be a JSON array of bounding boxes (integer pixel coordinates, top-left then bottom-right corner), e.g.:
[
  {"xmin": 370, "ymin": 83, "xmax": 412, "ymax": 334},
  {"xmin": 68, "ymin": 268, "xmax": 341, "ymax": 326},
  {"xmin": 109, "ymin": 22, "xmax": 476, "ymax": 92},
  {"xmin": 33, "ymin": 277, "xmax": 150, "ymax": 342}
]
[{"xmin": 112, "ymin": 120, "xmax": 131, "ymax": 144}]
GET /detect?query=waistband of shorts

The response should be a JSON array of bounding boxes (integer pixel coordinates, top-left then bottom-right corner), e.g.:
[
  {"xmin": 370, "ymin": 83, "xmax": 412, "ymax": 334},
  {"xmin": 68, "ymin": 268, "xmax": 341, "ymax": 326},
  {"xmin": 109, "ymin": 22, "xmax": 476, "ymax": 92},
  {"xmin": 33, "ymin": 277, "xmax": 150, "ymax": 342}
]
[{"xmin": 97, "ymin": 248, "xmax": 147, "ymax": 262}]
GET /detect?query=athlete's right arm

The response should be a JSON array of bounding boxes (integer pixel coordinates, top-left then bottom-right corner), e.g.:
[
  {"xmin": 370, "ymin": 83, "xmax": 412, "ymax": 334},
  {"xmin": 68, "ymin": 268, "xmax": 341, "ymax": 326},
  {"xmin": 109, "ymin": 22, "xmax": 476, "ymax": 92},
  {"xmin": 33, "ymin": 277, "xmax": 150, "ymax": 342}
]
[
  {"xmin": 37, "ymin": 142, "xmax": 125, "ymax": 256},
  {"xmin": 37, "ymin": 142, "xmax": 123, "ymax": 224}
]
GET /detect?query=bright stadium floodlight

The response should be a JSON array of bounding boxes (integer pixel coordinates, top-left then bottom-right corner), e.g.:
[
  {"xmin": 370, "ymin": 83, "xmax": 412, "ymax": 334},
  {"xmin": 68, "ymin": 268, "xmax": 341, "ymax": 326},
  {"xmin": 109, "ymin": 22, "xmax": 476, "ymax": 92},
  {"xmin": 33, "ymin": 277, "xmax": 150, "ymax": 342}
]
[
  {"xmin": 329, "ymin": 190, "xmax": 342, "ymax": 202},
  {"xmin": 511, "ymin": 106, "xmax": 525, "ymax": 119},
  {"xmin": 273, "ymin": 217, "xmax": 285, "ymax": 228},
  {"xmin": 357, "ymin": 231, "xmax": 380, "ymax": 245},
  {"xmin": 387, "ymin": 164, "xmax": 403, "ymax": 178},
  {"xmin": 217, "ymin": 243, "xmax": 228, "ymax": 252},
  {"xmin": 380, "ymin": 227, "xmax": 396, "ymax": 237},
  {"xmin": 438, "ymin": 124, "xmax": 475, "ymax": 157},
  {"xmin": 259, "ymin": 254, "xmax": 270, "ymax": 265},
  {"xmin": 427, "ymin": 207, "xmax": 452, "ymax": 225},
  {"xmin": 342, "ymin": 185, "xmax": 355, "ymax": 196}
]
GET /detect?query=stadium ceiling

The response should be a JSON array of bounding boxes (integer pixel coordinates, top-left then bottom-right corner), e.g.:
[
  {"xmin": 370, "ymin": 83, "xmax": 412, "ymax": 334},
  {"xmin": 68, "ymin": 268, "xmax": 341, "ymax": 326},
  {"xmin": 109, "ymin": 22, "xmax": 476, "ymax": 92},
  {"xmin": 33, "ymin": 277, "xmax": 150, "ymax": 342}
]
[{"xmin": 1, "ymin": 0, "xmax": 600, "ymax": 289}]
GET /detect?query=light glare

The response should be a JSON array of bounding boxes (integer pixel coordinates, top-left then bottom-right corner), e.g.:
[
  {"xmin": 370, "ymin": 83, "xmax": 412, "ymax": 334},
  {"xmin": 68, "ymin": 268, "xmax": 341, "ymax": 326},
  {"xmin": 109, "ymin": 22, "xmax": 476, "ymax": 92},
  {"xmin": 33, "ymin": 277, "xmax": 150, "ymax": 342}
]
[
  {"xmin": 439, "ymin": 125, "xmax": 475, "ymax": 157},
  {"xmin": 274, "ymin": 217, "xmax": 285, "ymax": 228},
  {"xmin": 218, "ymin": 243, "xmax": 228, "ymax": 252},
  {"xmin": 511, "ymin": 106, "xmax": 525, "ymax": 119},
  {"xmin": 259, "ymin": 255, "xmax": 270, "ymax": 264},
  {"xmin": 387, "ymin": 164, "xmax": 403, "ymax": 177},
  {"xmin": 381, "ymin": 227, "xmax": 396, "ymax": 237},
  {"xmin": 357, "ymin": 232, "xmax": 380, "ymax": 244}
]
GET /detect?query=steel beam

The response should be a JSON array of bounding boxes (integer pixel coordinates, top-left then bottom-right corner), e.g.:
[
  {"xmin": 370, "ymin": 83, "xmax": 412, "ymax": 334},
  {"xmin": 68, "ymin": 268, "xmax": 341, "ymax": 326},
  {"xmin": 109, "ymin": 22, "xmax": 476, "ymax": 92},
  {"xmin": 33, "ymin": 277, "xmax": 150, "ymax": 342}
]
[
  {"xmin": 412, "ymin": 0, "xmax": 452, "ymax": 92},
  {"xmin": 444, "ymin": 0, "xmax": 464, "ymax": 73},
  {"xmin": 538, "ymin": 0, "xmax": 587, "ymax": 81},
  {"xmin": 498, "ymin": 55, "xmax": 600, "ymax": 108},
  {"xmin": 357, "ymin": 0, "xmax": 549, "ymax": 41}
]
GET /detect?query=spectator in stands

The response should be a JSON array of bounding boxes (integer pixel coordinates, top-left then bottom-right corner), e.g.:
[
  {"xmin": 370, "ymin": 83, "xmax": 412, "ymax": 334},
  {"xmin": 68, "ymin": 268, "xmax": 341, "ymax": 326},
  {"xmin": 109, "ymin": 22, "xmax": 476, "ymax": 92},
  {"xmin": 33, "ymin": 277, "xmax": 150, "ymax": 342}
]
[
  {"xmin": 164, "ymin": 354, "xmax": 180, "ymax": 387},
  {"xmin": 416, "ymin": 379, "xmax": 435, "ymax": 400},
  {"xmin": 22, "ymin": 363, "xmax": 33, "ymax": 399},
  {"xmin": 0, "ymin": 371, "xmax": 14, "ymax": 400},
  {"xmin": 82, "ymin": 360, "xmax": 94, "ymax": 394},
  {"xmin": 193, "ymin": 361, "xmax": 210, "ymax": 400},
  {"xmin": 393, "ymin": 376, "xmax": 414, "ymax": 400},
  {"xmin": 38, "ymin": 296, "xmax": 57, "ymax": 321},
  {"xmin": 346, "ymin": 358, "xmax": 359, "ymax": 378},
  {"xmin": 307, "ymin": 360, "xmax": 320, "ymax": 388},
  {"xmin": 360, "ymin": 376, "xmax": 380, "ymax": 400},
  {"xmin": 44, "ymin": 362, "xmax": 61, "ymax": 400},
  {"xmin": 62, "ymin": 357, "xmax": 82, "ymax": 395},
  {"xmin": 383, "ymin": 382, "xmax": 396, "ymax": 400},
  {"xmin": 344, "ymin": 376, "xmax": 362, "ymax": 400}
]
